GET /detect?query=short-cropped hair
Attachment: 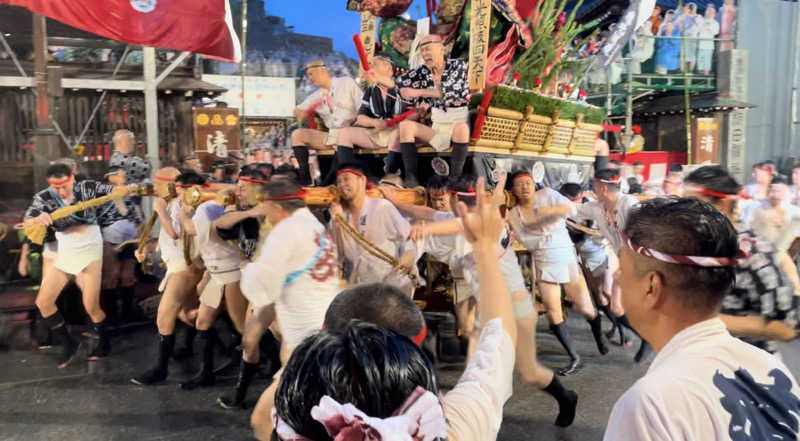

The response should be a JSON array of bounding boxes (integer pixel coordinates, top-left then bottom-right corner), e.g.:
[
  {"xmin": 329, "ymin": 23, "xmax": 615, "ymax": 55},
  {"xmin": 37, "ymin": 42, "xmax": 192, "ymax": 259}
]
[
  {"xmin": 623, "ymin": 197, "xmax": 738, "ymax": 313},
  {"xmin": 324, "ymin": 283, "xmax": 425, "ymax": 340}
]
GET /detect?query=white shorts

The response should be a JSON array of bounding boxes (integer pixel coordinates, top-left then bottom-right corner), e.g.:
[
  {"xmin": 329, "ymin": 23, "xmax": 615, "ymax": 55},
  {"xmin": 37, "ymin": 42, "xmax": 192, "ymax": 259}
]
[
  {"xmin": 534, "ymin": 247, "xmax": 580, "ymax": 284},
  {"xmin": 54, "ymin": 225, "xmax": 103, "ymax": 275},
  {"xmin": 42, "ymin": 241, "xmax": 58, "ymax": 259},
  {"xmin": 324, "ymin": 128, "xmax": 342, "ymax": 147},
  {"xmin": 498, "ymin": 250, "xmax": 528, "ymax": 294},
  {"xmin": 429, "ymin": 107, "xmax": 468, "ymax": 152},
  {"xmin": 158, "ymin": 258, "xmax": 203, "ymax": 292},
  {"xmin": 366, "ymin": 128, "xmax": 393, "ymax": 148},
  {"xmin": 199, "ymin": 268, "xmax": 241, "ymax": 308}
]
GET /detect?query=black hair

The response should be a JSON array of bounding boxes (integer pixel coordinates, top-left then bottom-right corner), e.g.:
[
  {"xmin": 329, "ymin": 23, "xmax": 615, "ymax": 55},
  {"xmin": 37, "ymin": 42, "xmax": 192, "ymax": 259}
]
[
  {"xmin": 264, "ymin": 177, "xmax": 305, "ymax": 211},
  {"xmin": 272, "ymin": 163, "xmax": 299, "ymax": 182},
  {"xmin": 425, "ymin": 174, "xmax": 450, "ymax": 191},
  {"xmin": 46, "ymin": 164, "xmax": 72, "ymax": 179},
  {"xmin": 668, "ymin": 163, "xmax": 684, "ymax": 173},
  {"xmin": 238, "ymin": 166, "xmax": 269, "ymax": 182},
  {"xmin": 274, "ymin": 323, "xmax": 439, "ymax": 441},
  {"xmin": 324, "ymin": 283, "xmax": 425, "ymax": 340},
  {"xmin": 771, "ymin": 175, "xmax": 789, "ymax": 186},
  {"xmin": 628, "ymin": 179, "xmax": 643, "ymax": 194},
  {"xmin": 104, "ymin": 165, "xmax": 125, "ymax": 182},
  {"xmin": 633, "ymin": 161, "xmax": 644, "ymax": 167},
  {"xmin": 559, "ymin": 183, "xmax": 583, "ymax": 200},
  {"xmin": 450, "ymin": 174, "xmax": 478, "ymax": 207},
  {"xmin": 762, "ymin": 160, "xmax": 776, "ymax": 168},
  {"xmin": 176, "ymin": 170, "xmax": 207, "ymax": 186},
  {"xmin": 624, "ymin": 197, "xmax": 738, "ymax": 313},
  {"xmin": 594, "ymin": 168, "xmax": 621, "ymax": 192},
  {"xmin": 507, "ymin": 169, "xmax": 534, "ymax": 190},
  {"xmin": 684, "ymin": 166, "xmax": 741, "ymax": 202}
]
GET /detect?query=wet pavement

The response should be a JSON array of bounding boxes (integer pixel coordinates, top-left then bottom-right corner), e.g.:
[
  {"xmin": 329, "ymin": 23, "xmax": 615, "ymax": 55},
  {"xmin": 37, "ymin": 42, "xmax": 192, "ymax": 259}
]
[{"xmin": 1, "ymin": 314, "xmax": 798, "ymax": 441}]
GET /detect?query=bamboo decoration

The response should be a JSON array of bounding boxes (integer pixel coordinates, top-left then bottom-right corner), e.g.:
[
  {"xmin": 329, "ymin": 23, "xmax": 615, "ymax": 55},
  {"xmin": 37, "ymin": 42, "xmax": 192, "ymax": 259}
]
[
  {"xmin": 301, "ymin": 186, "xmax": 427, "ymax": 206},
  {"xmin": 514, "ymin": 105, "xmax": 534, "ymax": 149},
  {"xmin": 567, "ymin": 113, "xmax": 584, "ymax": 154},
  {"xmin": 23, "ymin": 183, "xmax": 154, "ymax": 245},
  {"xmin": 542, "ymin": 108, "xmax": 561, "ymax": 153}
]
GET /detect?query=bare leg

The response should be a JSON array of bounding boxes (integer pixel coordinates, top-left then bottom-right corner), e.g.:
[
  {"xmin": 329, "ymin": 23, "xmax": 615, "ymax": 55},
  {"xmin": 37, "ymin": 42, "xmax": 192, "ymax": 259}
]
[
  {"xmin": 251, "ymin": 370, "xmax": 283, "ymax": 441},
  {"xmin": 35, "ymin": 267, "xmax": 70, "ymax": 318},
  {"xmin": 223, "ymin": 282, "xmax": 248, "ymax": 334}
]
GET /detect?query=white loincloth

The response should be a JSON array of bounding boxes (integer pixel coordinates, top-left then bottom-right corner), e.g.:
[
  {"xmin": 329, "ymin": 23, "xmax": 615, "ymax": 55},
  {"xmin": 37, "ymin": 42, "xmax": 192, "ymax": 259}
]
[
  {"xmin": 430, "ymin": 106, "xmax": 468, "ymax": 152},
  {"xmin": 324, "ymin": 128, "xmax": 342, "ymax": 147},
  {"xmin": 199, "ymin": 268, "xmax": 241, "ymax": 308},
  {"xmin": 42, "ymin": 241, "xmax": 58, "ymax": 259},
  {"xmin": 533, "ymin": 246, "xmax": 580, "ymax": 284},
  {"xmin": 365, "ymin": 128, "xmax": 393, "ymax": 148},
  {"xmin": 54, "ymin": 225, "xmax": 103, "ymax": 275}
]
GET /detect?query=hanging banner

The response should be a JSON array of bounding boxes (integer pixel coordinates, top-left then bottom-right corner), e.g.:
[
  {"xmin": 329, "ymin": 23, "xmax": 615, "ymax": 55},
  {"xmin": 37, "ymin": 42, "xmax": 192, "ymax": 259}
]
[
  {"xmin": 468, "ymin": 0, "xmax": 492, "ymax": 90},
  {"xmin": 193, "ymin": 107, "xmax": 241, "ymax": 171},
  {"xmin": 2, "ymin": 0, "xmax": 241, "ymax": 62},
  {"xmin": 358, "ymin": 11, "xmax": 377, "ymax": 83},
  {"xmin": 724, "ymin": 49, "xmax": 748, "ymax": 181},
  {"xmin": 691, "ymin": 117, "xmax": 721, "ymax": 164}
]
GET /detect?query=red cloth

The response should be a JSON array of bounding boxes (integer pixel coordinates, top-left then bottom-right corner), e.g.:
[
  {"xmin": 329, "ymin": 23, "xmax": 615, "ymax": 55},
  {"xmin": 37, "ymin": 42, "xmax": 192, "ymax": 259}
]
[{"xmin": 2, "ymin": 0, "xmax": 241, "ymax": 62}]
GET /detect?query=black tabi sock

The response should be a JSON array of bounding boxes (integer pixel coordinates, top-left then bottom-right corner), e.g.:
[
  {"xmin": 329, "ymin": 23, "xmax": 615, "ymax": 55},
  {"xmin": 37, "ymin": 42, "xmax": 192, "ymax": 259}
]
[
  {"xmin": 449, "ymin": 142, "xmax": 469, "ymax": 177},
  {"xmin": 292, "ymin": 146, "xmax": 312, "ymax": 185},
  {"xmin": 336, "ymin": 145, "xmax": 355, "ymax": 164},
  {"xmin": 400, "ymin": 142, "xmax": 419, "ymax": 186},
  {"xmin": 385, "ymin": 151, "xmax": 402, "ymax": 174},
  {"xmin": 543, "ymin": 376, "xmax": 578, "ymax": 427}
]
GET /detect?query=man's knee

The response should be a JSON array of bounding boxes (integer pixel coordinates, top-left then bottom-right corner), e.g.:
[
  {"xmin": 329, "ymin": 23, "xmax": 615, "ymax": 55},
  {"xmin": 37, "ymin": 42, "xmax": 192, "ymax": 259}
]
[
  {"xmin": 291, "ymin": 129, "xmax": 305, "ymax": 145},
  {"xmin": 398, "ymin": 120, "xmax": 415, "ymax": 139}
]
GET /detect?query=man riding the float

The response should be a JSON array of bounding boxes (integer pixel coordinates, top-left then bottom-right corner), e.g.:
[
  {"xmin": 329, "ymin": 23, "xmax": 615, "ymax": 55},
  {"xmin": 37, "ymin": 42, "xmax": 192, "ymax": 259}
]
[{"xmin": 291, "ymin": 60, "xmax": 363, "ymax": 185}]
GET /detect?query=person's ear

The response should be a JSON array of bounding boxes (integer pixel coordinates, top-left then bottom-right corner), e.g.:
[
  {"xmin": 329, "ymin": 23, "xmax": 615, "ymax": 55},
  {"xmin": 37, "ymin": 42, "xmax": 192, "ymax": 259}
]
[{"xmin": 644, "ymin": 271, "xmax": 666, "ymax": 309}]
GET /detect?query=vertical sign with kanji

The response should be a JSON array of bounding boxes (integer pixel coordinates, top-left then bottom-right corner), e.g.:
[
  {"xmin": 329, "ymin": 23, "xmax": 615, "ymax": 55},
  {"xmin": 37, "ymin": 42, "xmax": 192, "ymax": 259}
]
[
  {"xmin": 358, "ymin": 11, "xmax": 377, "ymax": 84},
  {"xmin": 193, "ymin": 107, "xmax": 241, "ymax": 171},
  {"xmin": 691, "ymin": 116, "xmax": 720, "ymax": 164},
  {"xmin": 468, "ymin": 0, "xmax": 492, "ymax": 91}
]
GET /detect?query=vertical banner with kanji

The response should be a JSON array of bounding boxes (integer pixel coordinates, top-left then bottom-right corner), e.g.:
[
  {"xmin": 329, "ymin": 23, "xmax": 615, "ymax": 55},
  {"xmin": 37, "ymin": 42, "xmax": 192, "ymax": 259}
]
[
  {"xmin": 691, "ymin": 116, "xmax": 720, "ymax": 164},
  {"xmin": 468, "ymin": 0, "xmax": 492, "ymax": 91},
  {"xmin": 193, "ymin": 107, "xmax": 241, "ymax": 171},
  {"xmin": 358, "ymin": 11, "xmax": 377, "ymax": 84}
]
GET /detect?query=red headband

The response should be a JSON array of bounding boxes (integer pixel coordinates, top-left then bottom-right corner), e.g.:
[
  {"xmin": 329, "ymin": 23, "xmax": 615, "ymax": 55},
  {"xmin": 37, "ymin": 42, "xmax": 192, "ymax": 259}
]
[
  {"xmin": 451, "ymin": 185, "xmax": 476, "ymax": 198},
  {"xmin": 238, "ymin": 176, "xmax": 270, "ymax": 185},
  {"xmin": 595, "ymin": 175, "xmax": 621, "ymax": 184},
  {"xmin": 684, "ymin": 184, "xmax": 738, "ymax": 200},
  {"xmin": 47, "ymin": 175, "xmax": 73, "ymax": 186},
  {"xmin": 176, "ymin": 182, "xmax": 211, "ymax": 189},
  {"xmin": 337, "ymin": 169, "xmax": 374, "ymax": 189},
  {"xmin": 263, "ymin": 189, "xmax": 307, "ymax": 201},
  {"xmin": 411, "ymin": 323, "xmax": 427, "ymax": 346},
  {"xmin": 154, "ymin": 175, "xmax": 176, "ymax": 182},
  {"xmin": 623, "ymin": 232, "xmax": 742, "ymax": 267},
  {"xmin": 512, "ymin": 173, "xmax": 532, "ymax": 183},
  {"xmin": 755, "ymin": 166, "xmax": 775, "ymax": 175}
]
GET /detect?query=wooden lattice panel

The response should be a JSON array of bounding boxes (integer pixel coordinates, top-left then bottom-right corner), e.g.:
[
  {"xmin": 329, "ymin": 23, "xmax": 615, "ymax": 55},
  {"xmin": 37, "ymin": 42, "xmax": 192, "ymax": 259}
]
[
  {"xmin": 476, "ymin": 115, "xmax": 519, "ymax": 148},
  {"xmin": 546, "ymin": 125, "xmax": 576, "ymax": 154}
]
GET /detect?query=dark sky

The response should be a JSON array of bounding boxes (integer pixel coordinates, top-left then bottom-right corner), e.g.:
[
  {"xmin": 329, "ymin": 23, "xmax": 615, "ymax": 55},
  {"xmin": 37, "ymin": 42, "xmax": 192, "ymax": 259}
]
[{"xmin": 265, "ymin": 0, "xmax": 430, "ymax": 58}]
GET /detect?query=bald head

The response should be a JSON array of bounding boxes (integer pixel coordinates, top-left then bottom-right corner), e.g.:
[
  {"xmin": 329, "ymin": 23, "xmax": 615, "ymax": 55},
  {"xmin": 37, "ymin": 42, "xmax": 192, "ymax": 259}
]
[{"xmin": 113, "ymin": 129, "xmax": 135, "ymax": 154}]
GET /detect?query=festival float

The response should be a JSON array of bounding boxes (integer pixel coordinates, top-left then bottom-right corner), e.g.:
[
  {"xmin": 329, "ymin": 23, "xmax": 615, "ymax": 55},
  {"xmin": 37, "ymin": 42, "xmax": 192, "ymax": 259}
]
[{"xmin": 323, "ymin": 0, "xmax": 624, "ymax": 184}]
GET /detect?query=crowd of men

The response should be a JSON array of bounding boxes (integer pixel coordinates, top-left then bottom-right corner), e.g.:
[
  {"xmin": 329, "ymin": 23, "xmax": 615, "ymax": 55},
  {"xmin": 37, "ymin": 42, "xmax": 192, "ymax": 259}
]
[{"xmin": 16, "ymin": 32, "xmax": 800, "ymax": 441}]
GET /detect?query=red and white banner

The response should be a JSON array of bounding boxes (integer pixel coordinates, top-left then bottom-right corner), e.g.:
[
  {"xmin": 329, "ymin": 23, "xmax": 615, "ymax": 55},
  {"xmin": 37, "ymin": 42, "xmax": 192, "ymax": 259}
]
[{"xmin": 1, "ymin": 0, "xmax": 241, "ymax": 62}]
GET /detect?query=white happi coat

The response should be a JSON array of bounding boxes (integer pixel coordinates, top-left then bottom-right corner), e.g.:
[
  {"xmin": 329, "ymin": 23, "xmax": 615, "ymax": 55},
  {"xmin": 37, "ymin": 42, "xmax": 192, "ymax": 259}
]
[
  {"xmin": 338, "ymin": 197, "xmax": 417, "ymax": 292},
  {"xmin": 604, "ymin": 318, "xmax": 800, "ymax": 441},
  {"xmin": 296, "ymin": 77, "xmax": 362, "ymax": 130},
  {"xmin": 241, "ymin": 207, "xmax": 340, "ymax": 349},
  {"xmin": 577, "ymin": 193, "xmax": 640, "ymax": 254}
]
